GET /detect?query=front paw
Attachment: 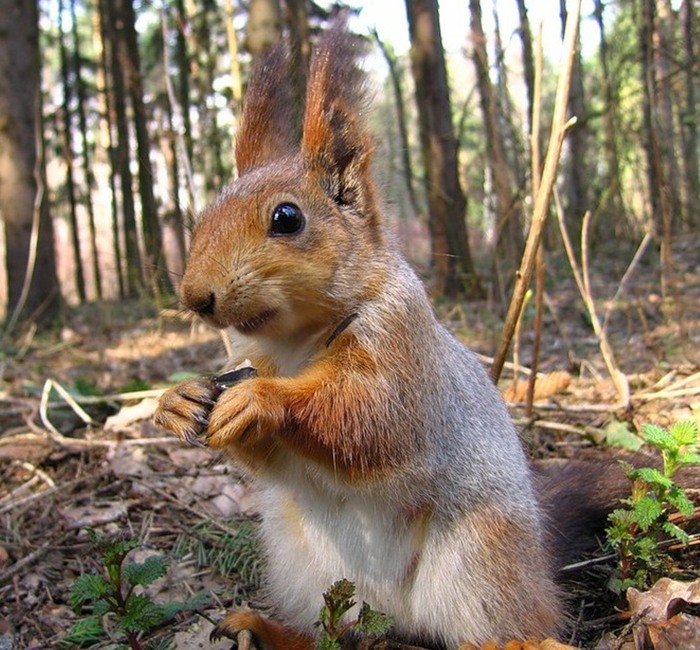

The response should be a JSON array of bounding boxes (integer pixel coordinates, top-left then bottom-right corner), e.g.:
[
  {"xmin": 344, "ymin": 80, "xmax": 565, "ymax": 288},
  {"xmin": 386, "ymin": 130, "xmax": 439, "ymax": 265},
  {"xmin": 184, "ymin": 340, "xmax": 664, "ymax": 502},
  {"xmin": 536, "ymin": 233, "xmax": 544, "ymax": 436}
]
[
  {"xmin": 154, "ymin": 377, "xmax": 220, "ymax": 447},
  {"xmin": 207, "ymin": 378, "xmax": 285, "ymax": 450}
]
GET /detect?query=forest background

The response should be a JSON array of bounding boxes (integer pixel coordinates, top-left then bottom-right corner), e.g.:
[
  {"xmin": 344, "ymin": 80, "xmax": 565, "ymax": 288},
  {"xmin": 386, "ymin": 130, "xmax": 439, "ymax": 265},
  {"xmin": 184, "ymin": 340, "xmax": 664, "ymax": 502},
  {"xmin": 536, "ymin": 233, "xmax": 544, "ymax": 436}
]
[
  {"xmin": 0, "ymin": 0, "xmax": 699, "ymax": 648},
  {"xmin": 1, "ymin": 0, "xmax": 697, "ymax": 325}
]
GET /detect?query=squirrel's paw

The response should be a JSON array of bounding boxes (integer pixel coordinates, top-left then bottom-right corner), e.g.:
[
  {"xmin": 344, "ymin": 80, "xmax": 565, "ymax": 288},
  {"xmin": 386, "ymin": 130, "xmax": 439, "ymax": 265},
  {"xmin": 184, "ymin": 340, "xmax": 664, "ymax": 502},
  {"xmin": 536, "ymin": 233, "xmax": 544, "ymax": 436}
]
[
  {"xmin": 207, "ymin": 378, "xmax": 285, "ymax": 449},
  {"xmin": 211, "ymin": 609, "xmax": 313, "ymax": 650},
  {"xmin": 153, "ymin": 377, "xmax": 220, "ymax": 447}
]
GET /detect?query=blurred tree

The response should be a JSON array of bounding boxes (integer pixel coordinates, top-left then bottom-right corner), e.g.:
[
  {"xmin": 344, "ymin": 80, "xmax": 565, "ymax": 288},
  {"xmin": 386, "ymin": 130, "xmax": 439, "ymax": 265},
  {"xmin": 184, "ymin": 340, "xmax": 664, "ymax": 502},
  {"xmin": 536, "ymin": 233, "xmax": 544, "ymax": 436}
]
[
  {"xmin": 58, "ymin": 0, "xmax": 86, "ymax": 303},
  {"xmin": 405, "ymin": 0, "xmax": 481, "ymax": 297},
  {"xmin": 373, "ymin": 31, "xmax": 421, "ymax": 219},
  {"xmin": 0, "ymin": 0, "xmax": 60, "ymax": 326},
  {"xmin": 99, "ymin": 0, "xmax": 139, "ymax": 295},
  {"xmin": 470, "ymin": 0, "xmax": 523, "ymax": 297},
  {"xmin": 70, "ymin": 0, "xmax": 101, "ymax": 299},
  {"xmin": 246, "ymin": 0, "xmax": 282, "ymax": 57},
  {"xmin": 592, "ymin": 0, "xmax": 626, "ymax": 240},
  {"xmin": 559, "ymin": 0, "xmax": 591, "ymax": 238},
  {"xmin": 680, "ymin": 0, "xmax": 698, "ymax": 227},
  {"xmin": 115, "ymin": 0, "xmax": 166, "ymax": 291},
  {"xmin": 285, "ymin": 0, "xmax": 310, "ymax": 139}
]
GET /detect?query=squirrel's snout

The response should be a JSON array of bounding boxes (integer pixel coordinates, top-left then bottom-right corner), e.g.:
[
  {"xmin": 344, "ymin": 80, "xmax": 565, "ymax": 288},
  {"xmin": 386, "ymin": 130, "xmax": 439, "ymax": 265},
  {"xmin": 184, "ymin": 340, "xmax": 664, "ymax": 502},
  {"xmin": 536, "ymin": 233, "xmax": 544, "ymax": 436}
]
[{"xmin": 181, "ymin": 281, "xmax": 216, "ymax": 317}]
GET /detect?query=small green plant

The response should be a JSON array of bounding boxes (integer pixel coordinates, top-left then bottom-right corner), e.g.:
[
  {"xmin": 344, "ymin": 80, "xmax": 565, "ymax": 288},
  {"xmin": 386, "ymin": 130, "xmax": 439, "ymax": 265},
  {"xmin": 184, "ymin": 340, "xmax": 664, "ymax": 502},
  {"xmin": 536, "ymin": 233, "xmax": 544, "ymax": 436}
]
[
  {"xmin": 314, "ymin": 579, "xmax": 393, "ymax": 650},
  {"xmin": 606, "ymin": 419, "xmax": 700, "ymax": 591},
  {"xmin": 63, "ymin": 531, "xmax": 206, "ymax": 649}
]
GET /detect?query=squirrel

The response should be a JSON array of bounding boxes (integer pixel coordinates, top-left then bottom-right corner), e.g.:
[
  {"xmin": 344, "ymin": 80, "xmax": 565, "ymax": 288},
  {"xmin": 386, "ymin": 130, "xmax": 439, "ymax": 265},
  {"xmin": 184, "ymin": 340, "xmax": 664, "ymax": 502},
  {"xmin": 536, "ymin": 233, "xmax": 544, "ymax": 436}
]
[{"xmin": 155, "ymin": 24, "xmax": 618, "ymax": 649}]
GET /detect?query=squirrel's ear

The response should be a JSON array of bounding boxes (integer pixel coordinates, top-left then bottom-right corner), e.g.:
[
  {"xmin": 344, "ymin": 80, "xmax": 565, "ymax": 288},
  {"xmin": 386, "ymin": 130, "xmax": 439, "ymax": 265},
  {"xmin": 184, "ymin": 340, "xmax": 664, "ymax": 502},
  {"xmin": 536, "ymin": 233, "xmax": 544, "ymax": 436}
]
[
  {"xmin": 301, "ymin": 27, "xmax": 374, "ymax": 211},
  {"xmin": 235, "ymin": 42, "xmax": 296, "ymax": 176}
]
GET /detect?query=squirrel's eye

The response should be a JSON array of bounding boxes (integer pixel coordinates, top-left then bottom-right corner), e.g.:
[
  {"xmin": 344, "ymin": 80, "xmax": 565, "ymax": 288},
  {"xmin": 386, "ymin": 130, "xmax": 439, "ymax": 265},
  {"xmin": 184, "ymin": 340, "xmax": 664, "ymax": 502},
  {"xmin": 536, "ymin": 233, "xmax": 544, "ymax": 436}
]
[{"xmin": 270, "ymin": 202, "xmax": 305, "ymax": 236}]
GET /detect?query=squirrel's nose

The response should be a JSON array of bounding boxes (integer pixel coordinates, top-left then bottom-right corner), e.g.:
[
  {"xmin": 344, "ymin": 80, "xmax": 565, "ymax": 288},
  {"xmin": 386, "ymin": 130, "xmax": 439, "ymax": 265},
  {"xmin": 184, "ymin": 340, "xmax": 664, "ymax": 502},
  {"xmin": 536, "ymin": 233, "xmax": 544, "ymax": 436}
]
[{"xmin": 182, "ymin": 288, "xmax": 216, "ymax": 316}]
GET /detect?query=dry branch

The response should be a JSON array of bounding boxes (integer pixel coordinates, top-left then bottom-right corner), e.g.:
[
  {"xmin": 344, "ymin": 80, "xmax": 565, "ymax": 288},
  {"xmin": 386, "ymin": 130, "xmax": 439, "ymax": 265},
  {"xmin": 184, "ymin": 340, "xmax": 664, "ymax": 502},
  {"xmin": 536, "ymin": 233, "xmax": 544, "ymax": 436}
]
[
  {"xmin": 554, "ymin": 200, "xmax": 630, "ymax": 407},
  {"xmin": 491, "ymin": 0, "xmax": 582, "ymax": 383}
]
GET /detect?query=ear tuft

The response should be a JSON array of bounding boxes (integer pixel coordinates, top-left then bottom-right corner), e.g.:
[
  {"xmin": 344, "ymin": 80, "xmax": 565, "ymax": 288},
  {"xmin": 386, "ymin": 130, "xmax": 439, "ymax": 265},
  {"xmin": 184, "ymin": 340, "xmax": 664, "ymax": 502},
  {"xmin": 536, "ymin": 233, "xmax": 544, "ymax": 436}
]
[
  {"xmin": 301, "ymin": 24, "xmax": 374, "ymax": 211},
  {"xmin": 236, "ymin": 42, "xmax": 297, "ymax": 176}
]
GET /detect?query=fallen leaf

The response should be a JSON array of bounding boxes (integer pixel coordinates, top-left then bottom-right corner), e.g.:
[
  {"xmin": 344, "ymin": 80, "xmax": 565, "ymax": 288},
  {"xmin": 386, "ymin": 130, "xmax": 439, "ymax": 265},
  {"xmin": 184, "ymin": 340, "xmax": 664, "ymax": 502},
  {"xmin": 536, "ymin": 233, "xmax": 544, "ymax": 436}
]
[{"xmin": 627, "ymin": 577, "xmax": 700, "ymax": 621}]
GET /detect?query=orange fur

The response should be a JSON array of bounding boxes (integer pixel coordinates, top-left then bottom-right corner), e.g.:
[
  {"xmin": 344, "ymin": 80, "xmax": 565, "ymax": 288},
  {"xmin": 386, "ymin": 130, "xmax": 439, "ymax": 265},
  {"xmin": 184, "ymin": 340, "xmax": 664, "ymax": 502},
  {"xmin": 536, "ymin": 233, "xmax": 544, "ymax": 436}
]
[
  {"xmin": 154, "ymin": 22, "xmax": 570, "ymax": 649},
  {"xmin": 213, "ymin": 610, "xmax": 313, "ymax": 650}
]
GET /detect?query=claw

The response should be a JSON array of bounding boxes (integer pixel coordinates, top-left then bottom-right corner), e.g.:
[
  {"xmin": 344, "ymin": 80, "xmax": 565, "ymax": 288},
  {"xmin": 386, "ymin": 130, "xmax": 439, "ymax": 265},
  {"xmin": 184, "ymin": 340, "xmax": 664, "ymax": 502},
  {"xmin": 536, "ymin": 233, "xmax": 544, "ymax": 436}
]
[{"xmin": 183, "ymin": 429, "xmax": 206, "ymax": 448}]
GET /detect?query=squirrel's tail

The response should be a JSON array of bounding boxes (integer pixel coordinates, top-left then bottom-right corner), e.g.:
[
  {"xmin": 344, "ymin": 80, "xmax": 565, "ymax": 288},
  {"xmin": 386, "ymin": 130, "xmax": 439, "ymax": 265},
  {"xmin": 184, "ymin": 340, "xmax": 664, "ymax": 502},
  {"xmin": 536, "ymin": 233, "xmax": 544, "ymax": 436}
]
[{"xmin": 534, "ymin": 453, "xmax": 700, "ymax": 569}]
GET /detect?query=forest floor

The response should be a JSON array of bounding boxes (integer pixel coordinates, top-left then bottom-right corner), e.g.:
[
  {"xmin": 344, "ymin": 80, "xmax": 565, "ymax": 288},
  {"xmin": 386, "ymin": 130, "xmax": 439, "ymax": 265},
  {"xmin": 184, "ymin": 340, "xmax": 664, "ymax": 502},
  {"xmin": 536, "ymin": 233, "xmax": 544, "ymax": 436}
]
[{"xmin": 1, "ymin": 234, "xmax": 699, "ymax": 650}]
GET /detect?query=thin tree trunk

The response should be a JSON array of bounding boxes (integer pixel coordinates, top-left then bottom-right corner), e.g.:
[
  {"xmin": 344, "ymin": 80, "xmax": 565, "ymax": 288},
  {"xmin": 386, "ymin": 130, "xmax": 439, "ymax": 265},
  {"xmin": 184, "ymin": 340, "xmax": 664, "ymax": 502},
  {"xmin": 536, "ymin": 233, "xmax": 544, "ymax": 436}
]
[
  {"xmin": 193, "ymin": 1, "xmax": 225, "ymax": 198},
  {"xmin": 593, "ymin": 0, "xmax": 625, "ymax": 239},
  {"xmin": 93, "ymin": 0, "xmax": 124, "ymax": 299},
  {"xmin": 405, "ymin": 0, "xmax": 482, "ymax": 297},
  {"xmin": 284, "ymin": 0, "xmax": 310, "ymax": 140},
  {"xmin": 641, "ymin": 0, "xmax": 673, "ymax": 298},
  {"xmin": 117, "ymin": 0, "xmax": 166, "ymax": 291},
  {"xmin": 373, "ymin": 31, "xmax": 421, "ymax": 218},
  {"xmin": 246, "ymin": 0, "xmax": 282, "ymax": 57},
  {"xmin": 680, "ymin": 0, "xmax": 699, "ymax": 228},
  {"xmin": 223, "ymin": 0, "xmax": 243, "ymax": 110},
  {"xmin": 70, "ymin": 0, "xmax": 101, "ymax": 299},
  {"xmin": 559, "ymin": 0, "xmax": 590, "ymax": 238},
  {"xmin": 654, "ymin": 0, "xmax": 682, "ymax": 230},
  {"xmin": 0, "ymin": 0, "xmax": 60, "ymax": 325},
  {"xmin": 174, "ymin": 0, "xmax": 194, "ymax": 183},
  {"xmin": 470, "ymin": 0, "xmax": 523, "ymax": 295},
  {"xmin": 515, "ymin": 0, "xmax": 535, "ymax": 133},
  {"xmin": 58, "ymin": 0, "xmax": 86, "ymax": 303},
  {"xmin": 101, "ymin": 0, "xmax": 139, "ymax": 295}
]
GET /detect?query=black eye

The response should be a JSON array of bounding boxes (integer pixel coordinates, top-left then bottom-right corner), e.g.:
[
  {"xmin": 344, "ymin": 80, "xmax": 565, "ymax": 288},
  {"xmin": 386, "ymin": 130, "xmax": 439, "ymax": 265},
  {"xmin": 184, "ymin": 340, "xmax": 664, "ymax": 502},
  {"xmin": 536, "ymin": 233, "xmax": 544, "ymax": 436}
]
[{"xmin": 270, "ymin": 202, "xmax": 305, "ymax": 236}]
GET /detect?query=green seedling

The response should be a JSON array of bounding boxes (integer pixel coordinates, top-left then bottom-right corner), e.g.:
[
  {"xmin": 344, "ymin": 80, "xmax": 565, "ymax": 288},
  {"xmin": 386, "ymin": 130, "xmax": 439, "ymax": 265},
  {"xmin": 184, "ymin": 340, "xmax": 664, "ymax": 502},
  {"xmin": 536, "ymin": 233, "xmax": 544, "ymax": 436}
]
[
  {"xmin": 314, "ymin": 579, "xmax": 393, "ymax": 650},
  {"xmin": 63, "ymin": 531, "xmax": 206, "ymax": 649},
  {"xmin": 606, "ymin": 419, "xmax": 700, "ymax": 591}
]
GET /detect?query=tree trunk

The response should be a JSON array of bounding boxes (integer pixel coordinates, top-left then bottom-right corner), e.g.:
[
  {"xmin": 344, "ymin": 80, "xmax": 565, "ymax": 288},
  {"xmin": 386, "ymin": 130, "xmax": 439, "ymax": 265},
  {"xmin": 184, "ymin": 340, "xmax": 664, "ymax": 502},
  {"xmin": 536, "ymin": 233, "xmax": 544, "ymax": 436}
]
[
  {"xmin": 593, "ymin": 0, "xmax": 625, "ymax": 239},
  {"xmin": 0, "ymin": 0, "xmax": 60, "ymax": 325},
  {"xmin": 515, "ymin": 0, "xmax": 535, "ymax": 133},
  {"xmin": 680, "ymin": 0, "xmax": 699, "ymax": 228},
  {"xmin": 641, "ymin": 0, "xmax": 673, "ymax": 297},
  {"xmin": 405, "ymin": 0, "xmax": 482, "ymax": 297},
  {"xmin": 654, "ymin": 0, "xmax": 682, "ymax": 230},
  {"xmin": 100, "ymin": 0, "xmax": 139, "ymax": 295},
  {"xmin": 284, "ymin": 0, "xmax": 310, "ymax": 140},
  {"xmin": 193, "ymin": 0, "xmax": 225, "ymax": 198},
  {"xmin": 223, "ymin": 0, "xmax": 243, "ymax": 111},
  {"xmin": 93, "ymin": 0, "xmax": 124, "ymax": 299},
  {"xmin": 469, "ymin": 0, "xmax": 523, "ymax": 296},
  {"xmin": 70, "ymin": 0, "xmax": 101, "ymax": 300},
  {"xmin": 116, "ymin": 0, "xmax": 167, "ymax": 291},
  {"xmin": 174, "ymin": 0, "xmax": 195, "ymax": 198},
  {"xmin": 559, "ymin": 0, "xmax": 590, "ymax": 238},
  {"xmin": 58, "ymin": 0, "xmax": 86, "ymax": 303},
  {"xmin": 373, "ymin": 32, "xmax": 422, "ymax": 219},
  {"xmin": 246, "ymin": 0, "xmax": 282, "ymax": 58}
]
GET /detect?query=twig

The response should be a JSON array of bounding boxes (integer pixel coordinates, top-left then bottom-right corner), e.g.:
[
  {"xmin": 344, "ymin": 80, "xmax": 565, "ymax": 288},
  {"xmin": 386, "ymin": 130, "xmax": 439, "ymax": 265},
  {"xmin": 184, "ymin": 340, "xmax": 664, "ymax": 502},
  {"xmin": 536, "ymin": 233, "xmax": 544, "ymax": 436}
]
[
  {"xmin": 526, "ymin": 20, "xmax": 545, "ymax": 419},
  {"xmin": 554, "ymin": 198, "xmax": 630, "ymax": 407},
  {"xmin": 602, "ymin": 230, "xmax": 653, "ymax": 333},
  {"xmin": 474, "ymin": 352, "xmax": 536, "ymax": 377},
  {"xmin": 491, "ymin": 0, "xmax": 582, "ymax": 383},
  {"xmin": 0, "ymin": 542, "xmax": 56, "ymax": 585}
]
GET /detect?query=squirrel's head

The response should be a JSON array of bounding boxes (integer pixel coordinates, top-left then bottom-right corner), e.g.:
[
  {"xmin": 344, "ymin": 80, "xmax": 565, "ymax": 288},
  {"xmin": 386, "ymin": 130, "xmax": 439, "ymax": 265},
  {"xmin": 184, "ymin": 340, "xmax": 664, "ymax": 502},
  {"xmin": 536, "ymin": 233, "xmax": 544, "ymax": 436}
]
[{"xmin": 181, "ymin": 25, "xmax": 383, "ymax": 337}]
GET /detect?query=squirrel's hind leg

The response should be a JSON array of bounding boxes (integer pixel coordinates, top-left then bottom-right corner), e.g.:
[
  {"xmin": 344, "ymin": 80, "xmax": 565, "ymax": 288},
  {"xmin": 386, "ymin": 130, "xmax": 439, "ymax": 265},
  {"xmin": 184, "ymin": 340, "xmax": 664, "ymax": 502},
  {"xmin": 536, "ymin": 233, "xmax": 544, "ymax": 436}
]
[{"xmin": 211, "ymin": 609, "xmax": 314, "ymax": 650}]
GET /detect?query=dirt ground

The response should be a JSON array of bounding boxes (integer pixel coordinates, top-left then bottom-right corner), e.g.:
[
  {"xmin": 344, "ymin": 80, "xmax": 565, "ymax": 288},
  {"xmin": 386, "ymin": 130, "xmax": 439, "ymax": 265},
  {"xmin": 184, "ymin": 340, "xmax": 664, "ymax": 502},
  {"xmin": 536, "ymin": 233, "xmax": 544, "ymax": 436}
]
[{"xmin": 1, "ymin": 235, "xmax": 699, "ymax": 649}]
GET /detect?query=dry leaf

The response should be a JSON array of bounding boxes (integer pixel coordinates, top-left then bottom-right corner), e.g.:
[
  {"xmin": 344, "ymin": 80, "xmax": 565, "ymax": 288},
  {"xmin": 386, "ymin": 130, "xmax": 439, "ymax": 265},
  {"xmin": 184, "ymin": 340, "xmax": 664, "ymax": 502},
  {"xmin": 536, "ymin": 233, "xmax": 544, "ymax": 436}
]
[
  {"xmin": 627, "ymin": 577, "xmax": 700, "ymax": 621},
  {"xmin": 627, "ymin": 578, "xmax": 700, "ymax": 650},
  {"xmin": 502, "ymin": 371, "xmax": 571, "ymax": 403},
  {"xmin": 645, "ymin": 613, "xmax": 700, "ymax": 650}
]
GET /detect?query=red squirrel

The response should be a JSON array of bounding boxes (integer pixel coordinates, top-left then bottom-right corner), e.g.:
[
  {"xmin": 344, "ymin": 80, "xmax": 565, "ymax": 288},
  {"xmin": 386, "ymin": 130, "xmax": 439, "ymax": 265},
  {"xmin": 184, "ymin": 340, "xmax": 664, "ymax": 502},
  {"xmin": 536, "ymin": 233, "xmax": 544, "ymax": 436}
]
[{"xmin": 155, "ymin": 24, "xmax": 622, "ymax": 649}]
